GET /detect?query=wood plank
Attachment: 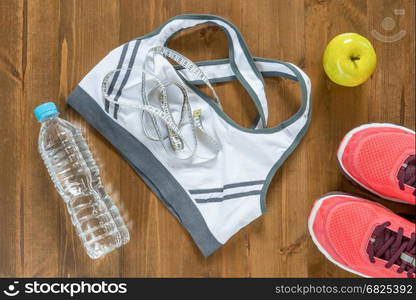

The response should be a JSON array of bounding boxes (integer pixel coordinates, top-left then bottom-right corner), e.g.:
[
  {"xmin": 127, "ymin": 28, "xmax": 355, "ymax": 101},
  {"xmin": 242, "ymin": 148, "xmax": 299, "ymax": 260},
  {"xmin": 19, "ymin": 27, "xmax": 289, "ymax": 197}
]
[
  {"xmin": 0, "ymin": 0, "xmax": 24, "ymax": 277},
  {"xmin": 0, "ymin": 0, "xmax": 414, "ymax": 277}
]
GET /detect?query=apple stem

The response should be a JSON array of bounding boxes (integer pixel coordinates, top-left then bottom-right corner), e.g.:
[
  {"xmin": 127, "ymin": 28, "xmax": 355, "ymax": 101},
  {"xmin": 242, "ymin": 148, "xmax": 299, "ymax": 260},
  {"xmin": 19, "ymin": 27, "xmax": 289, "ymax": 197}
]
[{"xmin": 350, "ymin": 55, "xmax": 360, "ymax": 61}]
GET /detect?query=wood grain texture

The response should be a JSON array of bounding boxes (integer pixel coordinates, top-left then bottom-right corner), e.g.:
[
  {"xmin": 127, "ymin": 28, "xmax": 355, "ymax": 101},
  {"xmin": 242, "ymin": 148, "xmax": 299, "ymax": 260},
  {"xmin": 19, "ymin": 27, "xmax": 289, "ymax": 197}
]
[{"xmin": 0, "ymin": 0, "xmax": 414, "ymax": 277}]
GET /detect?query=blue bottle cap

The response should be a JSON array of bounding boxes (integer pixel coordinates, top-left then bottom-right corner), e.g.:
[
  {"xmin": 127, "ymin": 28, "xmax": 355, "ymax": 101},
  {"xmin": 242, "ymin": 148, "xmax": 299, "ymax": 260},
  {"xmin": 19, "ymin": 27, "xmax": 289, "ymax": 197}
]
[{"xmin": 33, "ymin": 102, "xmax": 59, "ymax": 121}]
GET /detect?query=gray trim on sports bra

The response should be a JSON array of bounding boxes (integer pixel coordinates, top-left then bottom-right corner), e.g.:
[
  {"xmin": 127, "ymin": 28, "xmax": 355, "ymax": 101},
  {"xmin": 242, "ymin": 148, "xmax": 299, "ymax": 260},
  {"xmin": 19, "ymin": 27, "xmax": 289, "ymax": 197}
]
[
  {"xmin": 66, "ymin": 62, "xmax": 310, "ymax": 255},
  {"xmin": 66, "ymin": 14, "xmax": 311, "ymax": 256}
]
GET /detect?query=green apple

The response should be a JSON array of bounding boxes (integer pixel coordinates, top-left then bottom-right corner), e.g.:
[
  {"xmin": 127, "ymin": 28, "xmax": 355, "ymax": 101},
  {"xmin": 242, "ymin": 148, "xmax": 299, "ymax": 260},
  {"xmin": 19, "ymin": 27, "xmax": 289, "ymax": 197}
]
[{"xmin": 323, "ymin": 33, "xmax": 377, "ymax": 87}]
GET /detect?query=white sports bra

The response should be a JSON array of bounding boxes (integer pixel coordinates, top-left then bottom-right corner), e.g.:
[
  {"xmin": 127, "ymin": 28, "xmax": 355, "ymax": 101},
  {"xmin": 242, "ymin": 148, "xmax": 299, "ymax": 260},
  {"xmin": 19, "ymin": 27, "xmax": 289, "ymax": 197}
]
[{"xmin": 66, "ymin": 14, "xmax": 312, "ymax": 256}]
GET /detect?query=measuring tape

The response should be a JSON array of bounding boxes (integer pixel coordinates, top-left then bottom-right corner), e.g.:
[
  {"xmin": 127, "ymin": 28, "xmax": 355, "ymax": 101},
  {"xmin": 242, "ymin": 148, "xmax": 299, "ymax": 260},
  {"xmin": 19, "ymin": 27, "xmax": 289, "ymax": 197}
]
[{"xmin": 102, "ymin": 46, "xmax": 222, "ymax": 160}]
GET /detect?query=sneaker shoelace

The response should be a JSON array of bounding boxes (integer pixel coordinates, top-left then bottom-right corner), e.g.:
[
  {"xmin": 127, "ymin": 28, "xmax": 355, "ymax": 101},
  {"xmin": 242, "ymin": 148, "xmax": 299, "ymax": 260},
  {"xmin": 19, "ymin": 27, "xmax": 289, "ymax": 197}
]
[
  {"xmin": 367, "ymin": 221, "xmax": 416, "ymax": 278},
  {"xmin": 397, "ymin": 155, "xmax": 416, "ymax": 196}
]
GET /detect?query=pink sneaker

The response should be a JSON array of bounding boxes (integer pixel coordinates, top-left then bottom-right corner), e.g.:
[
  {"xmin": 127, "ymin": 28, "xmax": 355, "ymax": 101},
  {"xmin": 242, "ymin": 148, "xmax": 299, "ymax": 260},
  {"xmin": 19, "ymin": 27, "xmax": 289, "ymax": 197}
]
[
  {"xmin": 308, "ymin": 193, "xmax": 415, "ymax": 278},
  {"xmin": 337, "ymin": 123, "xmax": 416, "ymax": 205}
]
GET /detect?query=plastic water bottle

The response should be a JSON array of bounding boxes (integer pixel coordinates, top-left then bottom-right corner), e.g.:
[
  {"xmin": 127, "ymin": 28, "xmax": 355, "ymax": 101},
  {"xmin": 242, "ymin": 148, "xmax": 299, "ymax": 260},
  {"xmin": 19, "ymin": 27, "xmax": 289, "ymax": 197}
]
[{"xmin": 34, "ymin": 102, "xmax": 129, "ymax": 259}]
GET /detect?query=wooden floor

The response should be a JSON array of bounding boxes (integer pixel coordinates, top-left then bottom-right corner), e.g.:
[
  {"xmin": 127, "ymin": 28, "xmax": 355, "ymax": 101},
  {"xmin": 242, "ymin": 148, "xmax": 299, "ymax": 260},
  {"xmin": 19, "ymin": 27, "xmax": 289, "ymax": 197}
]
[{"xmin": 0, "ymin": 0, "xmax": 414, "ymax": 278}]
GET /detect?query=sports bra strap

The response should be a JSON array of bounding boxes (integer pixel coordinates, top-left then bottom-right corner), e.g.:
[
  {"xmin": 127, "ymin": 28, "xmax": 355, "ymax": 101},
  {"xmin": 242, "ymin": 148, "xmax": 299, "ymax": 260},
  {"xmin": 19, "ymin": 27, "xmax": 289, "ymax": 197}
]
[
  {"xmin": 146, "ymin": 14, "xmax": 269, "ymax": 128},
  {"xmin": 175, "ymin": 57, "xmax": 311, "ymax": 134},
  {"xmin": 176, "ymin": 58, "xmax": 299, "ymax": 85}
]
